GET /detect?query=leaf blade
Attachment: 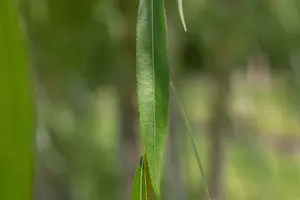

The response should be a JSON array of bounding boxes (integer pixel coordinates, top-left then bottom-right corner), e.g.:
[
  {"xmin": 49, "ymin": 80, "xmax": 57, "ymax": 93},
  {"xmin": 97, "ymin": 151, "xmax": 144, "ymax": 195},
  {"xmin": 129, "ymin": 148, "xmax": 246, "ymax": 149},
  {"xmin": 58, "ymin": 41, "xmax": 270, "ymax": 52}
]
[
  {"xmin": 132, "ymin": 154, "xmax": 155, "ymax": 200},
  {"xmin": 177, "ymin": 0, "xmax": 187, "ymax": 31},
  {"xmin": 0, "ymin": 1, "xmax": 35, "ymax": 200},
  {"xmin": 132, "ymin": 156, "xmax": 147, "ymax": 200},
  {"xmin": 136, "ymin": 0, "xmax": 170, "ymax": 197}
]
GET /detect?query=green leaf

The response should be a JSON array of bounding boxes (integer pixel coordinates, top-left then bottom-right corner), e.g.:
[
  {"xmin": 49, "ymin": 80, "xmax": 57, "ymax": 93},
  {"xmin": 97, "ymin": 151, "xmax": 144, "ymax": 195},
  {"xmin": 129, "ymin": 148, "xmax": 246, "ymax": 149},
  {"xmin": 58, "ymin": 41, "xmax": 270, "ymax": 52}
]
[
  {"xmin": 177, "ymin": 0, "xmax": 187, "ymax": 31},
  {"xmin": 132, "ymin": 155, "xmax": 154, "ymax": 200},
  {"xmin": 136, "ymin": 0, "xmax": 170, "ymax": 198},
  {"xmin": 171, "ymin": 81, "xmax": 211, "ymax": 200},
  {"xmin": 0, "ymin": 1, "xmax": 35, "ymax": 200},
  {"xmin": 144, "ymin": 155, "xmax": 154, "ymax": 200},
  {"xmin": 132, "ymin": 156, "xmax": 147, "ymax": 200}
]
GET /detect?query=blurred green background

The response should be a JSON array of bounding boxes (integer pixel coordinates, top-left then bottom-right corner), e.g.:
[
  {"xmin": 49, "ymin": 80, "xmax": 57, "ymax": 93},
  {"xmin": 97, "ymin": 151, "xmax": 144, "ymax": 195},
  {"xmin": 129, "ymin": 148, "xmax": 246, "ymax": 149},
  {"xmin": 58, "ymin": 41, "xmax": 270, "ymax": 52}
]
[{"xmin": 12, "ymin": 0, "xmax": 300, "ymax": 199}]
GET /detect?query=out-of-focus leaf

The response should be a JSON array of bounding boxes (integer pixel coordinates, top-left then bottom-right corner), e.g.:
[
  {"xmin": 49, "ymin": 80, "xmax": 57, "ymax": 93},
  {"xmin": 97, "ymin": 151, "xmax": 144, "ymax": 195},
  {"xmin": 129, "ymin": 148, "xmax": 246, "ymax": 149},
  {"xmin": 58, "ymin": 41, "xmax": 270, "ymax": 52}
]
[
  {"xmin": 177, "ymin": 0, "xmax": 187, "ymax": 31},
  {"xmin": 0, "ymin": 1, "xmax": 35, "ymax": 200},
  {"xmin": 136, "ymin": 0, "xmax": 170, "ymax": 198}
]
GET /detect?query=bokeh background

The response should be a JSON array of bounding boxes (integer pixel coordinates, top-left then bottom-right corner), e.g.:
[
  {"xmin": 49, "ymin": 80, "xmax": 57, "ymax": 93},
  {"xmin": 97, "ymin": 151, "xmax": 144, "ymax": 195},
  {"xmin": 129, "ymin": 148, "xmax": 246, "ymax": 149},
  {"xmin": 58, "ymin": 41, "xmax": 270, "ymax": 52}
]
[{"xmin": 19, "ymin": 0, "xmax": 300, "ymax": 199}]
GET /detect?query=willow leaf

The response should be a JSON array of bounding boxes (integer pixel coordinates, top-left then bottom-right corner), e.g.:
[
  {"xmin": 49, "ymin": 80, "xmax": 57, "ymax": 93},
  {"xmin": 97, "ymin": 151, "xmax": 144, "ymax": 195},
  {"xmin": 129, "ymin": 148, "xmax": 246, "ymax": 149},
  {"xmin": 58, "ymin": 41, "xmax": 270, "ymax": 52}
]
[
  {"xmin": 177, "ymin": 0, "xmax": 187, "ymax": 31},
  {"xmin": 171, "ymin": 81, "xmax": 211, "ymax": 200},
  {"xmin": 132, "ymin": 156, "xmax": 147, "ymax": 200},
  {"xmin": 144, "ymin": 155, "xmax": 154, "ymax": 200},
  {"xmin": 136, "ymin": 0, "xmax": 170, "ymax": 198},
  {"xmin": 132, "ymin": 155, "xmax": 154, "ymax": 200},
  {"xmin": 0, "ymin": 1, "xmax": 35, "ymax": 200}
]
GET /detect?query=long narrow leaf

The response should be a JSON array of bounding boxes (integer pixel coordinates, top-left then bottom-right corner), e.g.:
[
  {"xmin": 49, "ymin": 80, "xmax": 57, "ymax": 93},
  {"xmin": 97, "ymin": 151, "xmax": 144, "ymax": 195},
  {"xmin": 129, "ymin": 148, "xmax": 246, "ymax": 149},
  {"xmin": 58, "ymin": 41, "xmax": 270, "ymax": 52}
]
[
  {"xmin": 136, "ymin": 0, "xmax": 170, "ymax": 198},
  {"xmin": 132, "ymin": 156, "xmax": 147, "ymax": 200},
  {"xmin": 132, "ymin": 154, "xmax": 154, "ymax": 200},
  {"xmin": 0, "ymin": 1, "xmax": 35, "ymax": 200},
  {"xmin": 171, "ymin": 81, "xmax": 211, "ymax": 200},
  {"xmin": 144, "ymin": 155, "xmax": 154, "ymax": 200},
  {"xmin": 177, "ymin": 0, "xmax": 187, "ymax": 31}
]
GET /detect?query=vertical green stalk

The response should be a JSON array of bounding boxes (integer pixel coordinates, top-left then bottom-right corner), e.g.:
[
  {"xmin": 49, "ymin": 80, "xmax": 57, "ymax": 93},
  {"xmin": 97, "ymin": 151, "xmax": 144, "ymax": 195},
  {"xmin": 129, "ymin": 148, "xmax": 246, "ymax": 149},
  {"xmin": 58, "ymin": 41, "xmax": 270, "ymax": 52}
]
[
  {"xmin": 0, "ymin": 1, "xmax": 35, "ymax": 200},
  {"xmin": 171, "ymin": 81, "xmax": 211, "ymax": 200}
]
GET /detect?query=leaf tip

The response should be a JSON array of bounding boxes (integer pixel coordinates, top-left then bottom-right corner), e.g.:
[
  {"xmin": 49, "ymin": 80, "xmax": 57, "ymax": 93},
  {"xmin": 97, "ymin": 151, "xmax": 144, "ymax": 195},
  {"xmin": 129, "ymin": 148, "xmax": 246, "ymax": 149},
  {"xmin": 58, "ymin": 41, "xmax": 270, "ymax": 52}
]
[
  {"xmin": 183, "ymin": 23, "xmax": 187, "ymax": 32},
  {"xmin": 178, "ymin": 0, "xmax": 187, "ymax": 32}
]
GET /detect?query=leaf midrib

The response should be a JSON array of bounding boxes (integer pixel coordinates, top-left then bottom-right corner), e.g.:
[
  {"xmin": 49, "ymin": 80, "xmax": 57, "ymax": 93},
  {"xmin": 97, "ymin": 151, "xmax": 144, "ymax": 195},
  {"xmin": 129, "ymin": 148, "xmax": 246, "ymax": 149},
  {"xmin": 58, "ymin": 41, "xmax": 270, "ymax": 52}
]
[{"xmin": 151, "ymin": 0, "xmax": 157, "ymax": 192}]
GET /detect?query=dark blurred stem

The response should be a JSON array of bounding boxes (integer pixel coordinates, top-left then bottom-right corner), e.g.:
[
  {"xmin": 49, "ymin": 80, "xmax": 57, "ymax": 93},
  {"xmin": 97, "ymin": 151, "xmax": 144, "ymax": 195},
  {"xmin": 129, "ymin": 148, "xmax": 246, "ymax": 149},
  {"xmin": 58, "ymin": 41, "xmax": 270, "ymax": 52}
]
[{"xmin": 207, "ymin": 64, "xmax": 231, "ymax": 200}]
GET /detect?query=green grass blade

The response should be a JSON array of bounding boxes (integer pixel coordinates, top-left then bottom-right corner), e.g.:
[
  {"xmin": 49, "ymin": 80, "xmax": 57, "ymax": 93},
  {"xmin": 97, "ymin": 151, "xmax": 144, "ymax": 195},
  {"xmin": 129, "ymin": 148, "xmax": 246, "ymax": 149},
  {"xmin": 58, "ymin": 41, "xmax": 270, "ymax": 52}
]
[
  {"xmin": 171, "ymin": 81, "xmax": 211, "ymax": 200},
  {"xmin": 136, "ymin": 0, "xmax": 170, "ymax": 198},
  {"xmin": 0, "ymin": 1, "xmax": 35, "ymax": 200},
  {"xmin": 177, "ymin": 0, "xmax": 187, "ymax": 31}
]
